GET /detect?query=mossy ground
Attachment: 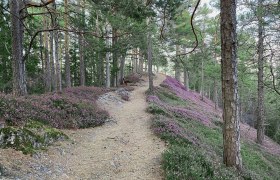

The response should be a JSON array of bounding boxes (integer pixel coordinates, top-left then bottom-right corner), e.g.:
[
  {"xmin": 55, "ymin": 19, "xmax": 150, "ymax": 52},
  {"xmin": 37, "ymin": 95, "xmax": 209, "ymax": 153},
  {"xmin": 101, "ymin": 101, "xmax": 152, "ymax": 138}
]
[{"xmin": 0, "ymin": 120, "xmax": 68, "ymax": 154}]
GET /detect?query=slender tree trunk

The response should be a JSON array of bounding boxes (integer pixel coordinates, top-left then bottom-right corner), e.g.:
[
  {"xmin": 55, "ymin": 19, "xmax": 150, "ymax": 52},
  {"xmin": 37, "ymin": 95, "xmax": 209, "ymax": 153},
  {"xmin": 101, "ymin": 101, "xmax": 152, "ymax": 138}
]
[
  {"xmin": 214, "ymin": 79, "xmax": 218, "ymax": 110},
  {"xmin": 220, "ymin": 0, "xmax": 242, "ymax": 170},
  {"xmin": 79, "ymin": 33, "xmax": 85, "ymax": 86},
  {"xmin": 119, "ymin": 54, "xmax": 126, "ymax": 85},
  {"xmin": 175, "ymin": 45, "xmax": 181, "ymax": 81},
  {"xmin": 201, "ymin": 57, "xmax": 204, "ymax": 100},
  {"xmin": 138, "ymin": 51, "xmax": 144, "ymax": 73},
  {"xmin": 55, "ymin": 31, "xmax": 62, "ymax": 91},
  {"xmin": 10, "ymin": 0, "xmax": 27, "ymax": 96},
  {"xmin": 257, "ymin": 0, "xmax": 265, "ymax": 145},
  {"xmin": 78, "ymin": 0, "xmax": 85, "ymax": 86},
  {"xmin": 111, "ymin": 28, "xmax": 118, "ymax": 87},
  {"xmin": 43, "ymin": 17, "xmax": 51, "ymax": 92},
  {"xmin": 49, "ymin": 31, "xmax": 56, "ymax": 91},
  {"xmin": 64, "ymin": 0, "xmax": 71, "ymax": 87},
  {"xmin": 40, "ymin": 32, "xmax": 44, "ymax": 72},
  {"xmin": 183, "ymin": 66, "xmax": 189, "ymax": 90},
  {"xmin": 51, "ymin": 2, "xmax": 62, "ymax": 91},
  {"xmin": 105, "ymin": 25, "xmax": 111, "ymax": 88},
  {"xmin": 147, "ymin": 19, "xmax": 153, "ymax": 92}
]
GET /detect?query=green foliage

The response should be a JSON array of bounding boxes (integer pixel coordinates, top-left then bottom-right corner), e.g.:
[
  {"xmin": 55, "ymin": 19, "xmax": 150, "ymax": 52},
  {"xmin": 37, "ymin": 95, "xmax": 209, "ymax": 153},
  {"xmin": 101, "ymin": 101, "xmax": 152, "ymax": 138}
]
[
  {"xmin": 146, "ymin": 103, "xmax": 170, "ymax": 116},
  {"xmin": 156, "ymin": 88, "xmax": 188, "ymax": 107},
  {"xmin": 163, "ymin": 145, "xmax": 215, "ymax": 180}
]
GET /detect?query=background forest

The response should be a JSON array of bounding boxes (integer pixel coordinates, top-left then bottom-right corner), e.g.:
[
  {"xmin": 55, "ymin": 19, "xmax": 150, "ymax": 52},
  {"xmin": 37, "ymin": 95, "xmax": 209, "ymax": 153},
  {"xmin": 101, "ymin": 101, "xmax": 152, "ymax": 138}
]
[{"xmin": 0, "ymin": 0, "xmax": 280, "ymax": 150}]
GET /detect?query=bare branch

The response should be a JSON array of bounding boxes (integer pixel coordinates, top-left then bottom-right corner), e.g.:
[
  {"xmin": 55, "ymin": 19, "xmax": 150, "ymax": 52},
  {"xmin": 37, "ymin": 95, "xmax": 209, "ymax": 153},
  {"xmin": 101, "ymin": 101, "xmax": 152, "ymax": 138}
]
[{"xmin": 177, "ymin": 0, "xmax": 201, "ymax": 56}]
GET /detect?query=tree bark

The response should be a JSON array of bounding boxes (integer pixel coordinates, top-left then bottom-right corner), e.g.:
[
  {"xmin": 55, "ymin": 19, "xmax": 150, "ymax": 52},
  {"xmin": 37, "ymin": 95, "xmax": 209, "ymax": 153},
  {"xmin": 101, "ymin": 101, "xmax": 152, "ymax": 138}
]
[
  {"xmin": 183, "ymin": 66, "xmax": 189, "ymax": 90},
  {"xmin": 43, "ymin": 17, "xmax": 51, "ymax": 92},
  {"xmin": 147, "ymin": 19, "xmax": 153, "ymax": 92},
  {"xmin": 112, "ymin": 27, "xmax": 118, "ymax": 87},
  {"xmin": 54, "ymin": 2, "xmax": 62, "ymax": 91},
  {"xmin": 78, "ymin": 0, "xmax": 85, "ymax": 86},
  {"xmin": 64, "ymin": 0, "xmax": 71, "ymax": 88},
  {"xmin": 201, "ymin": 56, "xmax": 204, "ymax": 100},
  {"xmin": 105, "ymin": 24, "xmax": 111, "ymax": 88},
  {"xmin": 220, "ymin": 0, "xmax": 242, "ymax": 169},
  {"xmin": 119, "ymin": 54, "xmax": 126, "ymax": 85},
  {"xmin": 138, "ymin": 50, "xmax": 144, "ymax": 73},
  {"xmin": 214, "ymin": 79, "xmax": 218, "ymax": 110},
  {"xmin": 175, "ymin": 45, "xmax": 181, "ymax": 81},
  {"xmin": 49, "ymin": 29, "xmax": 56, "ymax": 91},
  {"xmin": 257, "ymin": 0, "xmax": 265, "ymax": 145},
  {"xmin": 10, "ymin": 0, "xmax": 27, "ymax": 96}
]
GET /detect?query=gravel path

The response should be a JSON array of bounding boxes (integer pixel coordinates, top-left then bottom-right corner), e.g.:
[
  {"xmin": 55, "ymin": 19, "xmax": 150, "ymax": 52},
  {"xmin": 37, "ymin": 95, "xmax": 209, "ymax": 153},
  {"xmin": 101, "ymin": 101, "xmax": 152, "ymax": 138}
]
[{"xmin": 0, "ymin": 74, "xmax": 166, "ymax": 180}]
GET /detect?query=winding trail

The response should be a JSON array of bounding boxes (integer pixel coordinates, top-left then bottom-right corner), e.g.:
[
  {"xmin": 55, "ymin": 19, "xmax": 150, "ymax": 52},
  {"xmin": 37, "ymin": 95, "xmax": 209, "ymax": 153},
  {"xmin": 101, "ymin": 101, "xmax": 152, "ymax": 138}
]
[
  {"xmin": 0, "ymin": 74, "xmax": 166, "ymax": 180},
  {"xmin": 48, "ymin": 74, "xmax": 167, "ymax": 180}
]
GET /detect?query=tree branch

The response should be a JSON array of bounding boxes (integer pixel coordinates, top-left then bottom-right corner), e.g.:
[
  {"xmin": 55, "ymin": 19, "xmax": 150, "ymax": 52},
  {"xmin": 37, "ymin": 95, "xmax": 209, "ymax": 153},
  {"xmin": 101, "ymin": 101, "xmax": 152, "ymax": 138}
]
[{"xmin": 177, "ymin": 0, "xmax": 201, "ymax": 56}]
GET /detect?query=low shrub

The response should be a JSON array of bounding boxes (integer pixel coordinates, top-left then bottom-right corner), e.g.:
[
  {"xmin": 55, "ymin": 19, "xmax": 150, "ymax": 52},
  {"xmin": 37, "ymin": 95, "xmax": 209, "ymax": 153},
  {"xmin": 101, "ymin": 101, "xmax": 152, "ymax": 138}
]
[{"xmin": 0, "ymin": 86, "xmax": 110, "ymax": 129}]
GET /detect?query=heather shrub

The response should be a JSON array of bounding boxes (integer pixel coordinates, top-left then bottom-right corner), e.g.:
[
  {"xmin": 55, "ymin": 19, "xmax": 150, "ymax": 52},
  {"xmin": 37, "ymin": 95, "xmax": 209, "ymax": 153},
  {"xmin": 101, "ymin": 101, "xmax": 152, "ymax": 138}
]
[{"xmin": 0, "ymin": 86, "xmax": 110, "ymax": 129}]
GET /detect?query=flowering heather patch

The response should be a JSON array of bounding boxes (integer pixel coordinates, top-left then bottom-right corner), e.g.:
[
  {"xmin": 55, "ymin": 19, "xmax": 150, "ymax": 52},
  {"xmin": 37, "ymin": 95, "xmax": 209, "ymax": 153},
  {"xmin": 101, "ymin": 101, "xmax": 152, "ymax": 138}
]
[
  {"xmin": 159, "ymin": 76, "xmax": 221, "ymax": 125},
  {"xmin": 0, "ymin": 87, "xmax": 110, "ymax": 129},
  {"xmin": 147, "ymin": 94, "xmax": 212, "ymax": 126},
  {"xmin": 152, "ymin": 115, "xmax": 199, "ymax": 145},
  {"xmin": 152, "ymin": 116, "xmax": 184, "ymax": 137}
]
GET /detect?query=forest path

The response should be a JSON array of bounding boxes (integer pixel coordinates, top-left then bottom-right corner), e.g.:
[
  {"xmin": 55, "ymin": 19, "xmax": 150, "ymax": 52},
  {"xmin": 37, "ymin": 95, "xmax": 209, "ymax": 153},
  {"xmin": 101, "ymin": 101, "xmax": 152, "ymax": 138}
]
[{"xmin": 53, "ymin": 74, "xmax": 167, "ymax": 179}]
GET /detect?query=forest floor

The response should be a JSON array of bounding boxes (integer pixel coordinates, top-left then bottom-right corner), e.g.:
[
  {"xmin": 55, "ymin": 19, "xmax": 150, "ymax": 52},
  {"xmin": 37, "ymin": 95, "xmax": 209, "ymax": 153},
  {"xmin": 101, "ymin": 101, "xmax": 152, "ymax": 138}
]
[{"xmin": 0, "ymin": 74, "xmax": 166, "ymax": 180}]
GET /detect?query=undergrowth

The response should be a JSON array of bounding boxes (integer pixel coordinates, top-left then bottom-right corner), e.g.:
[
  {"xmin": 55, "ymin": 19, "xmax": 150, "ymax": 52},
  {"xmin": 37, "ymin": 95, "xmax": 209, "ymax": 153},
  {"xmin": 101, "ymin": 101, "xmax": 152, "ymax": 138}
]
[
  {"xmin": 0, "ymin": 86, "xmax": 110, "ymax": 129},
  {"xmin": 147, "ymin": 76, "xmax": 280, "ymax": 180}
]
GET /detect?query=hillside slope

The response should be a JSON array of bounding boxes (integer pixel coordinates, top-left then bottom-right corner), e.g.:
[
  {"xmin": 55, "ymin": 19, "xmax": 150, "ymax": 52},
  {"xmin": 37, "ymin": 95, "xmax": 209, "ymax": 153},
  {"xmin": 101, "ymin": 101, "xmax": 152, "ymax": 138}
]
[{"xmin": 147, "ymin": 76, "xmax": 280, "ymax": 179}]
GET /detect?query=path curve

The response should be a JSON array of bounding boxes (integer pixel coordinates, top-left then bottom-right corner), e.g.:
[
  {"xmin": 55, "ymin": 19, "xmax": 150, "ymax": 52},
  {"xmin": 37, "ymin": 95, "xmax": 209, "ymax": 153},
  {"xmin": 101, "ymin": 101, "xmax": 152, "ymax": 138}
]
[
  {"xmin": 0, "ymin": 74, "xmax": 166, "ymax": 180},
  {"xmin": 58, "ymin": 74, "xmax": 166, "ymax": 179}
]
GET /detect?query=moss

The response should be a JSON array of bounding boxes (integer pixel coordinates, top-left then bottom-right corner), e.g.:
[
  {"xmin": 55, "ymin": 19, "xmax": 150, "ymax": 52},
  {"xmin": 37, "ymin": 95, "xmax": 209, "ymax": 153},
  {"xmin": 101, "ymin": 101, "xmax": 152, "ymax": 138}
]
[{"xmin": 0, "ymin": 120, "xmax": 68, "ymax": 154}]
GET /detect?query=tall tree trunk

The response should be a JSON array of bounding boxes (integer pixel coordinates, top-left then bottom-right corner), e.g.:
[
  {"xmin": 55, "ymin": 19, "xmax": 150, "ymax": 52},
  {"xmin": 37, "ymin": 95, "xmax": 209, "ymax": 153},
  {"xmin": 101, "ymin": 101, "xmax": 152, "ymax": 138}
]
[
  {"xmin": 147, "ymin": 19, "xmax": 153, "ymax": 92},
  {"xmin": 183, "ymin": 66, "xmax": 189, "ymax": 90},
  {"xmin": 10, "ymin": 0, "xmax": 27, "ymax": 96},
  {"xmin": 43, "ymin": 17, "xmax": 51, "ymax": 92},
  {"xmin": 214, "ymin": 79, "xmax": 218, "ymax": 110},
  {"xmin": 175, "ymin": 45, "xmax": 181, "ymax": 81},
  {"xmin": 220, "ymin": 0, "xmax": 242, "ymax": 169},
  {"xmin": 79, "ymin": 33, "xmax": 85, "ymax": 86},
  {"xmin": 40, "ymin": 32, "xmax": 44, "ymax": 72},
  {"xmin": 138, "ymin": 50, "xmax": 144, "ymax": 73},
  {"xmin": 105, "ymin": 25, "xmax": 111, "ymax": 88},
  {"xmin": 119, "ymin": 54, "xmax": 126, "ymax": 85},
  {"xmin": 112, "ymin": 28, "xmax": 118, "ymax": 87},
  {"xmin": 78, "ymin": 0, "xmax": 85, "ymax": 86},
  {"xmin": 55, "ymin": 31, "xmax": 62, "ymax": 91},
  {"xmin": 201, "ymin": 57, "xmax": 204, "ymax": 100},
  {"xmin": 64, "ymin": 0, "xmax": 71, "ymax": 87},
  {"xmin": 257, "ymin": 0, "xmax": 265, "ymax": 145},
  {"xmin": 52, "ymin": 2, "xmax": 61, "ymax": 91},
  {"xmin": 49, "ymin": 31, "xmax": 56, "ymax": 91}
]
